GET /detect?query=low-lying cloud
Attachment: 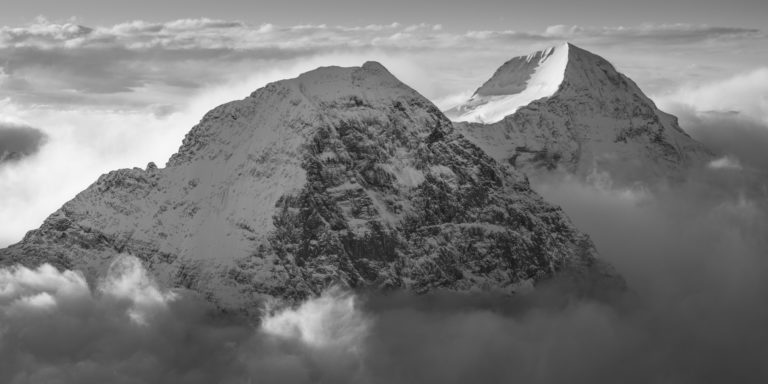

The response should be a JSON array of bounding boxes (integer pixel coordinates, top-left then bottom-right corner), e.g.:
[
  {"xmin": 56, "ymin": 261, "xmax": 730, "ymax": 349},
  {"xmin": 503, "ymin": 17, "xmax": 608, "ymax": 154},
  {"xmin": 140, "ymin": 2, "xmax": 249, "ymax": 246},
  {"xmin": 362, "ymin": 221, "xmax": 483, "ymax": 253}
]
[
  {"xmin": 0, "ymin": 255, "xmax": 371, "ymax": 383},
  {"xmin": 657, "ymin": 67, "xmax": 768, "ymax": 171},
  {"xmin": 2, "ymin": 160, "xmax": 768, "ymax": 383}
]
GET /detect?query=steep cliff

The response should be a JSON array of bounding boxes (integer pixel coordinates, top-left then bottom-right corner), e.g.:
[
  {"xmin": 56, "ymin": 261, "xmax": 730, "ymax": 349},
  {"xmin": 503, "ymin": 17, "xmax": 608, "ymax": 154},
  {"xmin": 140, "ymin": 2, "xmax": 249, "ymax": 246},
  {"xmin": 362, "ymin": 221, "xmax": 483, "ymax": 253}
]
[
  {"xmin": 448, "ymin": 43, "xmax": 712, "ymax": 186},
  {"xmin": 1, "ymin": 62, "xmax": 622, "ymax": 310}
]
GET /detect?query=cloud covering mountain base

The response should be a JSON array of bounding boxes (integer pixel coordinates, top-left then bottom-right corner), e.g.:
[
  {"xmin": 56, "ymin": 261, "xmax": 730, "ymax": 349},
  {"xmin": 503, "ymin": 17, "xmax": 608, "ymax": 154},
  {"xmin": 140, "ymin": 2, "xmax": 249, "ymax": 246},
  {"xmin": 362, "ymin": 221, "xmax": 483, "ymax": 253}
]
[{"xmin": 2, "ymin": 160, "xmax": 768, "ymax": 384}]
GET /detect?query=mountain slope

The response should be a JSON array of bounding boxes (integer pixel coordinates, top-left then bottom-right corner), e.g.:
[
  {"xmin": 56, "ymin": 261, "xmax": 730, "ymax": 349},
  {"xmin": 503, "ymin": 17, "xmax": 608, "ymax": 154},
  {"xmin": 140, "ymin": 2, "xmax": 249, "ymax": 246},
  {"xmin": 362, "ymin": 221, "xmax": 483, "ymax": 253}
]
[
  {"xmin": 448, "ymin": 43, "xmax": 712, "ymax": 186},
  {"xmin": 0, "ymin": 62, "xmax": 622, "ymax": 310},
  {"xmin": 445, "ymin": 44, "xmax": 569, "ymax": 124}
]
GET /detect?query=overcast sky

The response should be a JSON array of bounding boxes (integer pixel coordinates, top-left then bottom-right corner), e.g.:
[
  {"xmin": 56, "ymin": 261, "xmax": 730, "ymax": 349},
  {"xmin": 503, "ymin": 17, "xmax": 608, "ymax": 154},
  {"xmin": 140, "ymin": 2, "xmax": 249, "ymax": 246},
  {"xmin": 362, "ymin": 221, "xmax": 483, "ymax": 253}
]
[
  {"xmin": 2, "ymin": 0, "xmax": 767, "ymax": 31},
  {"xmin": 0, "ymin": 2, "xmax": 766, "ymax": 245}
]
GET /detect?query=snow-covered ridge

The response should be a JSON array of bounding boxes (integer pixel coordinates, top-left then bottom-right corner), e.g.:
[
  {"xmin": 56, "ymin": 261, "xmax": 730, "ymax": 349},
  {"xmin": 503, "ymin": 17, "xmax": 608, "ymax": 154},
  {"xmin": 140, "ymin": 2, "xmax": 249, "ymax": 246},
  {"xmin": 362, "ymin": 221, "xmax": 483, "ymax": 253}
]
[
  {"xmin": 451, "ymin": 43, "xmax": 713, "ymax": 186},
  {"xmin": 1, "ymin": 60, "xmax": 623, "ymax": 310},
  {"xmin": 445, "ymin": 43, "xmax": 569, "ymax": 124},
  {"xmin": 168, "ymin": 61, "xmax": 426, "ymax": 167}
]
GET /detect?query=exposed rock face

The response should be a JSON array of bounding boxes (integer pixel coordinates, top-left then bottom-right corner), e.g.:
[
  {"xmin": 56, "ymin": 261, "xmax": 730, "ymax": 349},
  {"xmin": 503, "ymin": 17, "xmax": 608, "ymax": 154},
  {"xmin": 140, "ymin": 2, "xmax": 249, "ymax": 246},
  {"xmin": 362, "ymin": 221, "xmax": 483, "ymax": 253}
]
[
  {"xmin": 0, "ymin": 62, "xmax": 622, "ymax": 310},
  {"xmin": 448, "ymin": 43, "xmax": 712, "ymax": 186}
]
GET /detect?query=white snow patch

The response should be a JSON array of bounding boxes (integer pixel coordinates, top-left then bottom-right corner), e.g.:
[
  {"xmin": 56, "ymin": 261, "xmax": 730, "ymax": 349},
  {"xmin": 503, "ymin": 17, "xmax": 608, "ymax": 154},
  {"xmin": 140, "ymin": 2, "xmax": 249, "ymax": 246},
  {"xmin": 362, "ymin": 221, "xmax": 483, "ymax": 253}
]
[
  {"xmin": 446, "ymin": 43, "xmax": 569, "ymax": 124},
  {"xmin": 327, "ymin": 181, "xmax": 361, "ymax": 193},
  {"xmin": 430, "ymin": 165, "xmax": 455, "ymax": 178},
  {"xmin": 381, "ymin": 164, "xmax": 425, "ymax": 187}
]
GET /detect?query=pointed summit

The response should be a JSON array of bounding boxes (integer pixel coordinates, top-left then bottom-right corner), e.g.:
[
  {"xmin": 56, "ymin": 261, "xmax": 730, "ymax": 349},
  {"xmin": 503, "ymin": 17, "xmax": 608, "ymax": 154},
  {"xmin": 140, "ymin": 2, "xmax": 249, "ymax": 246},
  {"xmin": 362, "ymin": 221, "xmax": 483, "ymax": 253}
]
[
  {"xmin": 449, "ymin": 44, "xmax": 712, "ymax": 185},
  {"xmin": 446, "ymin": 43, "xmax": 571, "ymax": 123},
  {"xmin": 1, "ymin": 62, "xmax": 623, "ymax": 311},
  {"xmin": 474, "ymin": 43, "xmax": 569, "ymax": 97}
]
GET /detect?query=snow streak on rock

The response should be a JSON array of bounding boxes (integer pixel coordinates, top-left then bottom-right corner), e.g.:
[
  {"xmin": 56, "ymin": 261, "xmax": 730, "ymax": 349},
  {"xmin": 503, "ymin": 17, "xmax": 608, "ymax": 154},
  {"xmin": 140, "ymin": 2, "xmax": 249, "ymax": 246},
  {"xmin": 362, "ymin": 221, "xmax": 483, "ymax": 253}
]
[
  {"xmin": 445, "ymin": 43, "xmax": 569, "ymax": 124},
  {"xmin": 449, "ymin": 43, "xmax": 712, "ymax": 186}
]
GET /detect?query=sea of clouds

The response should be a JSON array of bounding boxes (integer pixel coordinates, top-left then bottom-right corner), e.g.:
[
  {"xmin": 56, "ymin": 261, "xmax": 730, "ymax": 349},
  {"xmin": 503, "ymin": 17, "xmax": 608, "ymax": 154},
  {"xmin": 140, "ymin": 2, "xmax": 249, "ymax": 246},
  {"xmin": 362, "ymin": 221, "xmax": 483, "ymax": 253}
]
[{"xmin": 1, "ymin": 156, "xmax": 767, "ymax": 383}]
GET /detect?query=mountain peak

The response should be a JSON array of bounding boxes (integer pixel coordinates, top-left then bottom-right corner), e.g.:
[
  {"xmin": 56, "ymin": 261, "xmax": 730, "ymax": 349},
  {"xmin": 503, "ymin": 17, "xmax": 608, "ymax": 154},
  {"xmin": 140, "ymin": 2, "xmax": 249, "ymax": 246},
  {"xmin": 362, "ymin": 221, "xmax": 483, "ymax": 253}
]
[
  {"xmin": 447, "ymin": 43, "xmax": 630, "ymax": 124},
  {"xmin": 473, "ymin": 42, "xmax": 569, "ymax": 99},
  {"xmin": 446, "ymin": 43, "xmax": 575, "ymax": 123},
  {"xmin": 1, "ymin": 60, "xmax": 622, "ymax": 311},
  {"xmin": 450, "ymin": 44, "xmax": 712, "ymax": 185},
  {"xmin": 255, "ymin": 61, "xmax": 415, "ymax": 104},
  {"xmin": 168, "ymin": 61, "xmax": 440, "ymax": 167}
]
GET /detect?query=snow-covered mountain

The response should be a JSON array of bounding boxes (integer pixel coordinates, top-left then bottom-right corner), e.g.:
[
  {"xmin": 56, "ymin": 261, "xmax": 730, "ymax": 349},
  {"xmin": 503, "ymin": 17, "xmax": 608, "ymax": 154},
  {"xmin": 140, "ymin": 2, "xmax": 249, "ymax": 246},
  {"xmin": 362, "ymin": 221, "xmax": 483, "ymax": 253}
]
[
  {"xmin": 0, "ymin": 62, "xmax": 622, "ymax": 311},
  {"xmin": 447, "ymin": 43, "xmax": 712, "ymax": 186}
]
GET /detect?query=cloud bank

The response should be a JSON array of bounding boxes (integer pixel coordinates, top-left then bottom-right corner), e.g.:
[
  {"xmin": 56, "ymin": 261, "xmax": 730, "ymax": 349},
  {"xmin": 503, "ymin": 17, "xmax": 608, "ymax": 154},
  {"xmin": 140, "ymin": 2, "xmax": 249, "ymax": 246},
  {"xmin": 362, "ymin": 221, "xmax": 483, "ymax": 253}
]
[
  {"xmin": 2, "ymin": 153, "xmax": 768, "ymax": 383},
  {"xmin": 656, "ymin": 67, "xmax": 768, "ymax": 171},
  {"xmin": 0, "ymin": 18, "xmax": 763, "ymax": 109}
]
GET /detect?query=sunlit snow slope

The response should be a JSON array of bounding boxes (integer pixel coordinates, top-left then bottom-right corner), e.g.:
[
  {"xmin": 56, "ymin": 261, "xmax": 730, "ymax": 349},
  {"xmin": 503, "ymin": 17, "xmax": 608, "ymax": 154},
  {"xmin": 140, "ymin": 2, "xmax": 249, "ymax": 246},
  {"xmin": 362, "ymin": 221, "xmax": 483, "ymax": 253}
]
[
  {"xmin": 445, "ymin": 43, "xmax": 569, "ymax": 124},
  {"xmin": 449, "ymin": 43, "xmax": 712, "ymax": 186}
]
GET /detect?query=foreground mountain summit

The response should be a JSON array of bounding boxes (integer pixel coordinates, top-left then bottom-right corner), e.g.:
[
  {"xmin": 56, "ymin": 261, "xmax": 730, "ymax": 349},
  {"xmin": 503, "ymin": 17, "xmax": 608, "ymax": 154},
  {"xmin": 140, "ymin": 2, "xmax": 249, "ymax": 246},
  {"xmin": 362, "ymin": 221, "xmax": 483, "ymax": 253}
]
[
  {"xmin": 448, "ymin": 43, "xmax": 711, "ymax": 186},
  {"xmin": 0, "ymin": 62, "xmax": 622, "ymax": 310}
]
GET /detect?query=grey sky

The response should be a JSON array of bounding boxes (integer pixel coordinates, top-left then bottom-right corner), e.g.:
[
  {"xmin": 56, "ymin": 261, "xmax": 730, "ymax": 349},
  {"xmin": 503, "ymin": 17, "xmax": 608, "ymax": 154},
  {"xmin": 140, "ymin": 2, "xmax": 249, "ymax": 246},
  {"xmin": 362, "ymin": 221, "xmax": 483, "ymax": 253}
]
[{"xmin": 2, "ymin": 0, "xmax": 766, "ymax": 31}]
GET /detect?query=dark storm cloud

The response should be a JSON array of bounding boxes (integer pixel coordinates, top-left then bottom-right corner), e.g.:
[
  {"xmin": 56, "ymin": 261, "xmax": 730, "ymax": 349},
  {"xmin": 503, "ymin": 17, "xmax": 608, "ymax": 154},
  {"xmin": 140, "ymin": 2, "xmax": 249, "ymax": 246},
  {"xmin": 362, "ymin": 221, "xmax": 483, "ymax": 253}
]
[{"xmin": 0, "ymin": 123, "xmax": 47, "ymax": 163}]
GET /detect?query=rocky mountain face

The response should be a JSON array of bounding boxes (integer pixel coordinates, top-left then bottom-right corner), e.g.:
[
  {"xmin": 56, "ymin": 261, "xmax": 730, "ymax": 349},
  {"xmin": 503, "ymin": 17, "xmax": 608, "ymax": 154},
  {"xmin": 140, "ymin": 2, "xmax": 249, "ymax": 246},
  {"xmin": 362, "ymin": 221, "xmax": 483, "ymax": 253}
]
[
  {"xmin": 0, "ymin": 62, "xmax": 622, "ymax": 311},
  {"xmin": 448, "ymin": 43, "xmax": 712, "ymax": 187}
]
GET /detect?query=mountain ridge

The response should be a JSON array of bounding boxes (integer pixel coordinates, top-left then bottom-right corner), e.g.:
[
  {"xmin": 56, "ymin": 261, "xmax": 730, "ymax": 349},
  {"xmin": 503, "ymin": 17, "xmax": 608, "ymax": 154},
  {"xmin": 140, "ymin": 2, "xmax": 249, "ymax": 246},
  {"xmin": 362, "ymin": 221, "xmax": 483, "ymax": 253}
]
[
  {"xmin": 449, "ymin": 43, "xmax": 712, "ymax": 186},
  {"xmin": 0, "ymin": 62, "xmax": 624, "ymax": 311}
]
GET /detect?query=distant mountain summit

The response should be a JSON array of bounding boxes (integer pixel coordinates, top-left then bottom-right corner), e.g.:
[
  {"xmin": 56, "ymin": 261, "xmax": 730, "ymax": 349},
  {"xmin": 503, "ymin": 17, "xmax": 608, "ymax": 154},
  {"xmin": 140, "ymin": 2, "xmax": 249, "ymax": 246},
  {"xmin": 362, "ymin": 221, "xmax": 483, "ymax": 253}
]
[
  {"xmin": 0, "ymin": 62, "xmax": 622, "ymax": 311},
  {"xmin": 445, "ymin": 44, "xmax": 569, "ymax": 124},
  {"xmin": 448, "ymin": 43, "xmax": 712, "ymax": 186}
]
